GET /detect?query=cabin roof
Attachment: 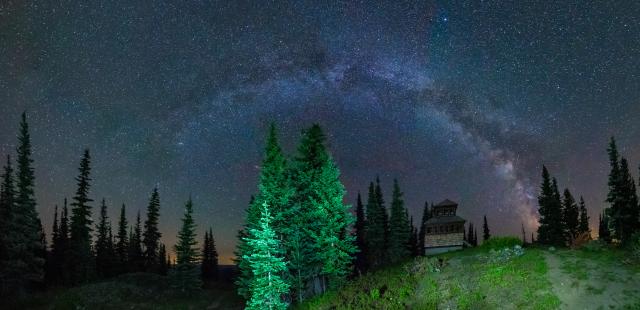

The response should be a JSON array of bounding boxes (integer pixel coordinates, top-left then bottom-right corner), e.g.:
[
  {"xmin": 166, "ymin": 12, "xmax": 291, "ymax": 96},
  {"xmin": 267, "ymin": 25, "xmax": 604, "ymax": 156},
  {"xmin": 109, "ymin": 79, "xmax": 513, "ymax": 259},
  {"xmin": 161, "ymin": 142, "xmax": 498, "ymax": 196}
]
[
  {"xmin": 434, "ymin": 199, "xmax": 458, "ymax": 207},
  {"xmin": 425, "ymin": 215, "xmax": 466, "ymax": 225}
]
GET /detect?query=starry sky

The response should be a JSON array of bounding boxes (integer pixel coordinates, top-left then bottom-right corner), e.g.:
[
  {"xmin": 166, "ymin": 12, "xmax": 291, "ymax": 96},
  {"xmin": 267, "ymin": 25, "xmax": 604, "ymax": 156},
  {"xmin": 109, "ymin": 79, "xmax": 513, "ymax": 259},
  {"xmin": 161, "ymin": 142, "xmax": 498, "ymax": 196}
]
[{"xmin": 1, "ymin": 1, "xmax": 639, "ymax": 264}]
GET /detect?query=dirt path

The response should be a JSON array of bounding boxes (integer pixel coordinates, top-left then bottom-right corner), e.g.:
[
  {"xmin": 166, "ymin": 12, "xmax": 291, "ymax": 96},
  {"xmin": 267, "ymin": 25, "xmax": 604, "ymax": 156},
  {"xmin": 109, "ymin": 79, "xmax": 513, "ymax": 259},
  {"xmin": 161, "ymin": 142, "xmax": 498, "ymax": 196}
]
[{"xmin": 544, "ymin": 250, "xmax": 640, "ymax": 309}]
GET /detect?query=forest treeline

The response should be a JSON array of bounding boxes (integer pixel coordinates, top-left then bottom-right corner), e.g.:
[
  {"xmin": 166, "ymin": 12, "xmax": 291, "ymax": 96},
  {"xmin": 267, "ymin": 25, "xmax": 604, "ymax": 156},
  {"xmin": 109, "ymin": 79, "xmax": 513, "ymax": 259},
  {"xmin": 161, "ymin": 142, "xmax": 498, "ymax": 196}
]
[
  {"xmin": 0, "ymin": 113, "xmax": 219, "ymax": 298},
  {"xmin": 536, "ymin": 137, "xmax": 640, "ymax": 248}
]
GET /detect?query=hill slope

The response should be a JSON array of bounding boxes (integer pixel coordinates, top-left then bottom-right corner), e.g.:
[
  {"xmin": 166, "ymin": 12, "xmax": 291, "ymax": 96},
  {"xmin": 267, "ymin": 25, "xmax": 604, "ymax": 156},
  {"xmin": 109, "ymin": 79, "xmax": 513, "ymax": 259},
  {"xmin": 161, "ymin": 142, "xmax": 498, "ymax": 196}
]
[{"xmin": 297, "ymin": 242, "xmax": 640, "ymax": 309}]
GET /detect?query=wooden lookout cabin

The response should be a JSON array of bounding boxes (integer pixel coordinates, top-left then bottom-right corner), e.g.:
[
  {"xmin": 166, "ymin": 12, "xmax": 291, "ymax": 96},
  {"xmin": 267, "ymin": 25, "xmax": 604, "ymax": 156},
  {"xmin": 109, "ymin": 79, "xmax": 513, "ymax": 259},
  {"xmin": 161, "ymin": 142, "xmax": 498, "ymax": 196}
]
[{"xmin": 424, "ymin": 199, "xmax": 466, "ymax": 255}]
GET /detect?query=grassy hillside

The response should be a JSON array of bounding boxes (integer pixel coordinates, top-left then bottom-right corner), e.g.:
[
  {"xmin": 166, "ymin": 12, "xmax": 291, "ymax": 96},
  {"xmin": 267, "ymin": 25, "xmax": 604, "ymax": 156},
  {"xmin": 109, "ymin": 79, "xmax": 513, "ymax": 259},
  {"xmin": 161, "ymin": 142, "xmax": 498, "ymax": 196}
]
[{"xmin": 297, "ymin": 238, "xmax": 640, "ymax": 309}]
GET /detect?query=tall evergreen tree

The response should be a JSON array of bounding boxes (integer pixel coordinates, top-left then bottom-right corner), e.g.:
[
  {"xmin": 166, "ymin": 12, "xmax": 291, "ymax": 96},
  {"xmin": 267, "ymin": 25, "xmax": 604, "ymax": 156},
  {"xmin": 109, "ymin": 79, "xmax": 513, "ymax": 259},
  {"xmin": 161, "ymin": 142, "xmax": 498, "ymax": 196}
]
[
  {"xmin": 243, "ymin": 203, "xmax": 289, "ymax": 310},
  {"xmin": 115, "ymin": 204, "xmax": 129, "ymax": 274},
  {"xmin": 158, "ymin": 244, "xmax": 168, "ymax": 275},
  {"xmin": 387, "ymin": 179, "xmax": 411, "ymax": 263},
  {"xmin": 473, "ymin": 227, "xmax": 479, "ymax": 247},
  {"xmin": 171, "ymin": 198, "xmax": 201, "ymax": 293},
  {"xmin": 482, "ymin": 215, "xmax": 491, "ymax": 242},
  {"xmin": 234, "ymin": 196, "xmax": 260, "ymax": 299},
  {"xmin": 143, "ymin": 188, "xmax": 161, "ymax": 272},
  {"xmin": 10, "ymin": 112, "xmax": 45, "ymax": 290},
  {"xmin": 353, "ymin": 192, "xmax": 367, "ymax": 275},
  {"xmin": 562, "ymin": 189, "xmax": 580, "ymax": 244},
  {"xmin": 0, "ymin": 155, "xmax": 16, "ymax": 289},
  {"xmin": 69, "ymin": 149, "xmax": 94, "ymax": 284},
  {"xmin": 201, "ymin": 228, "xmax": 219, "ymax": 281},
  {"xmin": 418, "ymin": 201, "xmax": 431, "ymax": 256},
  {"xmin": 46, "ymin": 205, "xmax": 60, "ymax": 284},
  {"xmin": 409, "ymin": 217, "xmax": 419, "ymax": 257},
  {"xmin": 598, "ymin": 211, "xmax": 611, "ymax": 243},
  {"xmin": 291, "ymin": 124, "xmax": 355, "ymax": 293},
  {"xmin": 365, "ymin": 180, "xmax": 388, "ymax": 269},
  {"xmin": 95, "ymin": 199, "xmax": 111, "ymax": 278},
  {"xmin": 521, "ymin": 223, "xmax": 526, "ymax": 244},
  {"xmin": 578, "ymin": 197, "xmax": 590, "ymax": 235},
  {"xmin": 537, "ymin": 166, "xmax": 565, "ymax": 246},
  {"xmin": 58, "ymin": 199, "xmax": 70, "ymax": 284},
  {"xmin": 128, "ymin": 211, "xmax": 143, "ymax": 273},
  {"xmin": 604, "ymin": 138, "xmax": 640, "ymax": 244},
  {"xmin": 467, "ymin": 223, "xmax": 475, "ymax": 247}
]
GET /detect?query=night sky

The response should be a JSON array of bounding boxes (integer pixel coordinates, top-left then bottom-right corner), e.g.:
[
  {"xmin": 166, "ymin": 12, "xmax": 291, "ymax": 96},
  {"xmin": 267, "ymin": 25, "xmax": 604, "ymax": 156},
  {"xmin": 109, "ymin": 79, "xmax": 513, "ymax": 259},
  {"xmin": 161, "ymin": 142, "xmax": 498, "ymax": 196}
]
[{"xmin": 1, "ymin": 1, "xmax": 639, "ymax": 263}]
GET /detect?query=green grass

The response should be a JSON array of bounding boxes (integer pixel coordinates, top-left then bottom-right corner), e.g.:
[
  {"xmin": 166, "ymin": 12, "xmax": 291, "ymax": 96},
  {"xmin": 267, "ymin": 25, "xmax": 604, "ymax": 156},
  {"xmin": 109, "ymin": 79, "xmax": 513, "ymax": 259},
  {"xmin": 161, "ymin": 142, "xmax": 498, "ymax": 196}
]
[{"xmin": 297, "ymin": 245, "xmax": 560, "ymax": 310}]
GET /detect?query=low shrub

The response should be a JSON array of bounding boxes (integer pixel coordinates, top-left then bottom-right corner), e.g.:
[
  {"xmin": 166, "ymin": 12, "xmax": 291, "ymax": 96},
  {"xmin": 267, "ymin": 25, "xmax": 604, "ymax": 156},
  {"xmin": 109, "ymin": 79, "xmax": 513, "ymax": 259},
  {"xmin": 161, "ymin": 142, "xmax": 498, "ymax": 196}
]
[
  {"xmin": 488, "ymin": 245, "xmax": 525, "ymax": 263},
  {"xmin": 481, "ymin": 236, "xmax": 523, "ymax": 250}
]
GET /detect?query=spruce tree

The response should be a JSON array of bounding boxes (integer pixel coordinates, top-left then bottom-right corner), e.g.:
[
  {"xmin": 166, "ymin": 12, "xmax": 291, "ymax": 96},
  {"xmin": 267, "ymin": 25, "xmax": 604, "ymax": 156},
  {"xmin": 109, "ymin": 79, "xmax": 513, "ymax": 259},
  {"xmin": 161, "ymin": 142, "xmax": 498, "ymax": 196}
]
[
  {"xmin": 171, "ymin": 198, "xmax": 201, "ymax": 293},
  {"xmin": 537, "ymin": 166, "xmax": 565, "ymax": 246},
  {"xmin": 365, "ymin": 180, "xmax": 387, "ymax": 269},
  {"xmin": 95, "ymin": 199, "xmax": 111, "ymax": 278},
  {"xmin": 482, "ymin": 215, "xmax": 491, "ymax": 242},
  {"xmin": 201, "ymin": 228, "xmax": 219, "ymax": 281},
  {"xmin": 291, "ymin": 124, "xmax": 355, "ymax": 293},
  {"xmin": 68, "ymin": 149, "xmax": 95, "ymax": 284},
  {"xmin": 58, "ymin": 199, "xmax": 70, "ymax": 284},
  {"xmin": 562, "ymin": 189, "xmax": 580, "ymax": 244},
  {"xmin": 115, "ymin": 204, "xmax": 129, "ymax": 274},
  {"xmin": 158, "ymin": 244, "xmax": 168, "ymax": 275},
  {"xmin": 143, "ymin": 188, "xmax": 161, "ymax": 272},
  {"xmin": 467, "ymin": 223, "xmax": 474, "ymax": 247},
  {"xmin": 521, "ymin": 223, "xmax": 526, "ymax": 244},
  {"xmin": 473, "ymin": 227, "xmax": 479, "ymax": 247},
  {"xmin": 599, "ymin": 212, "xmax": 611, "ymax": 243},
  {"xmin": 234, "ymin": 196, "xmax": 260, "ymax": 299},
  {"xmin": 388, "ymin": 179, "xmax": 411, "ymax": 263},
  {"xmin": 243, "ymin": 203, "xmax": 289, "ymax": 310},
  {"xmin": 128, "ymin": 211, "xmax": 143, "ymax": 273},
  {"xmin": 0, "ymin": 155, "xmax": 16, "ymax": 288},
  {"xmin": 46, "ymin": 205, "xmax": 60, "ymax": 284},
  {"xmin": 11, "ymin": 112, "xmax": 45, "ymax": 290},
  {"xmin": 353, "ymin": 192, "xmax": 367, "ymax": 274},
  {"xmin": 418, "ymin": 201, "xmax": 430, "ymax": 256},
  {"xmin": 409, "ymin": 218, "xmax": 419, "ymax": 257},
  {"xmin": 578, "ymin": 197, "xmax": 590, "ymax": 235}
]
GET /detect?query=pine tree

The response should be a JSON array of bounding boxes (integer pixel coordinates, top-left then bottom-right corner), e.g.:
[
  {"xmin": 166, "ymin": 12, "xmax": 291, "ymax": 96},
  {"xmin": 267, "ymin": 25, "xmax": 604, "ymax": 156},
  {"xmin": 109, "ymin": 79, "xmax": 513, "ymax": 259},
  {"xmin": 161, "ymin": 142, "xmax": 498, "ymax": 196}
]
[
  {"xmin": 171, "ymin": 198, "xmax": 202, "ymax": 293},
  {"xmin": 58, "ymin": 199, "xmax": 70, "ymax": 284},
  {"xmin": 45, "ymin": 205, "xmax": 60, "ymax": 284},
  {"xmin": 418, "ymin": 202, "xmax": 430, "ymax": 256},
  {"xmin": 482, "ymin": 215, "xmax": 491, "ymax": 242},
  {"xmin": 201, "ymin": 228, "xmax": 219, "ymax": 281},
  {"xmin": 467, "ymin": 223, "xmax": 474, "ymax": 247},
  {"xmin": 158, "ymin": 244, "xmax": 168, "ymax": 275},
  {"xmin": 409, "ymin": 217, "xmax": 419, "ymax": 257},
  {"xmin": 69, "ymin": 149, "xmax": 94, "ymax": 284},
  {"xmin": 598, "ymin": 212, "xmax": 611, "ymax": 243},
  {"xmin": 234, "ymin": 196, "xmax": 260, "ymax": 299},
  {"xmin": 95, "ymin": 199, "xmax": 111, "ymax": 278},
  {"xmin": 562, "ymin": 189, "xmax": 580, "ymax": 245},
  {"xmin": 0, "ymin": 155, "xmax": 16, "ymax": 289},
  {"xmin": 143, "ymin": 188, "xmax": 161, "ymax": 272},
  {"xmin": 244, "ymin": 203, "xmax": 289, "ymax": 310},
  {"xmin": 473, "ymin": 228, "xmax": 479, "ymax": 247},
  {"xmin": 531, "ymin": 233, "xmax": 535, "ymax": 244},
  {"xmin": 9, "ymin": 112, "xmax": 45, "ymax": 291},
  {"xmin": 388, "ymin": 179, "xmax": 411, "ymax": 263},
  {"xmin": 578, "ymin": 197, "xmax": 590, "ymax": 235},
  {"xmin": 537, "ymin": 166, "xmax": 565, "ymax": 246},
  {"xmin": 521, "ymin": 223, "xmax": 526, "ymax": 244},
  {"xmin": 128, "ymin": 211, "xmax": 143, "ymax": 273},
  {"xmin": 291, "ymin": 124, "xmax": 355, "ymax": 293},
  {"xmin": 365, "ymin": 180, "xmax": 388, "ymax": 269},
  {"xmin": 353, "ymin": 192, "xmax": 367, "ymax": 274},
  {"xmin": 115, "ymin": 204, "xmax": 129, "ymax": 274}
]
